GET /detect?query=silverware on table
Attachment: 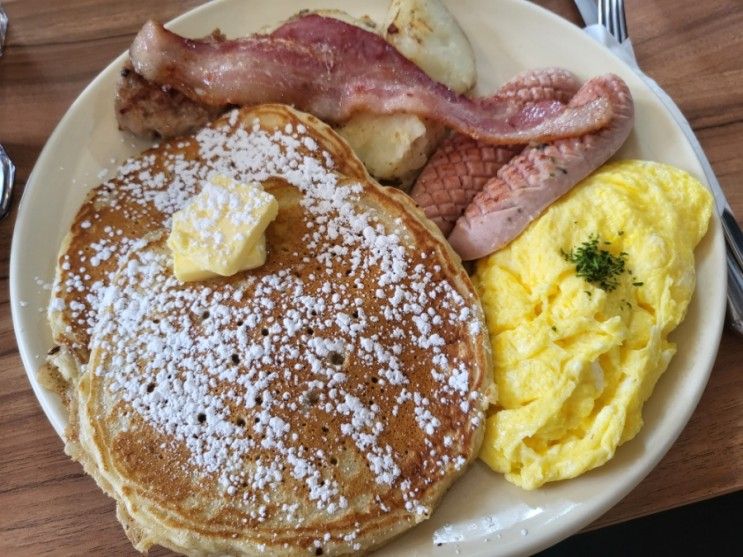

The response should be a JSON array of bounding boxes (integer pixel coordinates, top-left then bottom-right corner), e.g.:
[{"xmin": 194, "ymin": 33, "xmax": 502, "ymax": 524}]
[
  {"xmin": 597, "ymin": 0, "xmax": 628, "ymax": 43},
  {"xmin": 0, "ymin": 5, "xmax": 12, "ymax": 221},
  {"xmin": 576, "ymin": 0, "xmax": 743, "ymax": 335},
  {"xmin": 0, "ymin": 3, "xmax": 7, "ymax": 57},
  {"xmin": 727, "ymin": 251, "xmax": 743, "ymax": 334},
  {"xmin": 0, "ymin": 145, "xmax": 14, "ymax": 220}
]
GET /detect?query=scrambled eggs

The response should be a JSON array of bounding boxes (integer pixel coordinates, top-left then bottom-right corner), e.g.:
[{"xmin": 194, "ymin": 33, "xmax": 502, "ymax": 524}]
[{"xmin": 474, "ymin": 160, "xmax": 713, "ymax": 489}]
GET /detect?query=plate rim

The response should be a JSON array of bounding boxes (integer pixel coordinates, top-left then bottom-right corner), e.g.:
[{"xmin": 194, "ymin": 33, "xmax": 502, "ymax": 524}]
[{"xmin": 9, "ymin": 0, "xmax": 727, "ymax": 555}]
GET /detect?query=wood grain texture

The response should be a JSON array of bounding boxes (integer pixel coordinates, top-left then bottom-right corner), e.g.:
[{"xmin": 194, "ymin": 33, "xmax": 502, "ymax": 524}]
[{"xmin": 0, "ymin": 0, "xmax": 740, "ymax": 555}]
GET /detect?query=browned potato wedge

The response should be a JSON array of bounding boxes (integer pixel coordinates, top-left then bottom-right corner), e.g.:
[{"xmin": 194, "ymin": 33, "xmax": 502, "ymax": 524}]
[
  {"xmin": 336, "ymin": 114, "xmax": 446, "ymax": 187},
  {"xmin": 382, "ymin": 0, "xmax": 477, "ymax": 94}
]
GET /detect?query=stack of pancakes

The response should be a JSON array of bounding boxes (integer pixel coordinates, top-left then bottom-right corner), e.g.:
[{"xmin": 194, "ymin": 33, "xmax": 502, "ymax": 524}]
[{"xmin": 43, "ymin": 104, "xmax": 492, "ymax": 555}]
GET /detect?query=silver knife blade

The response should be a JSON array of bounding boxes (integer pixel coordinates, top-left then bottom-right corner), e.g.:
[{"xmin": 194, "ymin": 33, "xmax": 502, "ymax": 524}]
[
  {"xmin": 723, "ymin": 208, "xmax": 743, "ymax": 274},
  {"xmin": 726, "ymin": 250, "xmax": 743, "ymax": 334}
]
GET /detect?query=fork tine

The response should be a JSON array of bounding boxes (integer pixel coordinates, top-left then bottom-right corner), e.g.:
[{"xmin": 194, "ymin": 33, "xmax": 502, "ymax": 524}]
[
  {"xmin": 599, "ymin": 0, "xmax": 614, "ymax": 39},
  {"xmin": 615, "ymin": 0, "xmax": 629, "ymax": 43},
  {"xmin": 598, "ymin": 0, "xmax": 607, "ymax": 28},
  {"xmin": 598, "ymin": 0, "xmax": 627, "ymax": 43},
  {"xmin": 613, "ymin": 0, "xmax": 622, "ymax": 40},
  {"xmin": 606, "ymin": 0, "xmax": 616, "ymax": 38}
]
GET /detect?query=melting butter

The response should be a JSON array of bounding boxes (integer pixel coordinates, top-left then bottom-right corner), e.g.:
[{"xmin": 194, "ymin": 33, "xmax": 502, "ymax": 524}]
[{"xmin": 168, "ymin": 175, "xmax": 278, "ymax": 282}]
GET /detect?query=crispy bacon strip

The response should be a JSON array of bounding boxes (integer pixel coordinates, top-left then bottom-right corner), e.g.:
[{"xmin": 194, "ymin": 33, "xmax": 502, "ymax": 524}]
[{"xmin": 129, "ymin": 16, "xmax": 613, "ymax": 145}]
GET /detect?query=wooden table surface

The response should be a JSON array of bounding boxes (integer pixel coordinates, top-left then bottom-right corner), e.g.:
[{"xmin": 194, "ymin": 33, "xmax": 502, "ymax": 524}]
[{"xmin": 1, "ymin": 0, "xmax": 741, "ymax": 555}]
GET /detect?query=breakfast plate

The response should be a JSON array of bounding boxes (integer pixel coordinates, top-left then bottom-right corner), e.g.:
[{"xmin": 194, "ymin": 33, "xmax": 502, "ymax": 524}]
[{"xmin": 10, "ymin": 0, "xmax": 726, "ymax": 555}]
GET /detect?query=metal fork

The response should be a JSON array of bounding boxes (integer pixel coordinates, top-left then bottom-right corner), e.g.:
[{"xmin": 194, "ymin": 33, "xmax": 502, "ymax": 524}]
[
  {"xmin": 596, "ymin": 0, "xmax": 743, "ymax": 334},
  {"xmin": 597, "ymin": 0, "xmax": 628, "ymax": 43}
]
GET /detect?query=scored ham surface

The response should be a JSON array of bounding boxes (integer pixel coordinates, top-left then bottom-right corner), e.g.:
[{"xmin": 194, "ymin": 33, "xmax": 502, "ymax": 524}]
[
  {"xmin": 128, "ymin": 16, "xmax": 613, "ymax": 145},
  {"xmin": 448, "ymin": 74, "xmax": 635, "ymax": 260},
  {"xmin": 410, "ymin": 68, "xmax": 581, "ymax": 235}
]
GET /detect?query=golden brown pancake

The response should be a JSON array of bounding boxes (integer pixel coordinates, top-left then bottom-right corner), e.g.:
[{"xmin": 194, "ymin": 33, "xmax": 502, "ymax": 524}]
[{"xmin": 51, "ymin": 105, "xmax": 492, "ymax": 555}]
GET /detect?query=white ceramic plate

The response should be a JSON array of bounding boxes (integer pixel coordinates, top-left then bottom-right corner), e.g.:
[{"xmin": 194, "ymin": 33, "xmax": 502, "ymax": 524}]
[{"xmin": 10, "ymin": 0, "xmax": 726, "ymax": 555}]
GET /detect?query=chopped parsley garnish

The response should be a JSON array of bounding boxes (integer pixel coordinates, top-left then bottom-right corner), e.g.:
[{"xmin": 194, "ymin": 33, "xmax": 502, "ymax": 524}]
[{"xmin": 562, "ymin": 234, "xmax": 628, "ymax": 292}]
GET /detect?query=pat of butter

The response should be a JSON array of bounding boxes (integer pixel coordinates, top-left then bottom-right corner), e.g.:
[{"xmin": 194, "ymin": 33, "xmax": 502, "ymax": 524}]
[
  {"xmin": 173, "ymin": 236, "xmax": 267, "ymax": 282},
  {"xmin": 167, "ymin": 175, "xmax": 278, "ymax": 282}
]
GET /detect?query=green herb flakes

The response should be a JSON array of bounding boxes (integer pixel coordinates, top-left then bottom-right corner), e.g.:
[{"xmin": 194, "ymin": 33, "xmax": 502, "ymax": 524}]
[{"xmin": 562, "ymin": 234, "xmax": 628, "ymax": 292}]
